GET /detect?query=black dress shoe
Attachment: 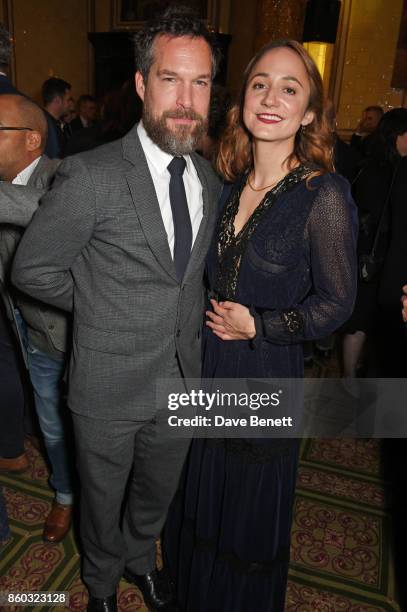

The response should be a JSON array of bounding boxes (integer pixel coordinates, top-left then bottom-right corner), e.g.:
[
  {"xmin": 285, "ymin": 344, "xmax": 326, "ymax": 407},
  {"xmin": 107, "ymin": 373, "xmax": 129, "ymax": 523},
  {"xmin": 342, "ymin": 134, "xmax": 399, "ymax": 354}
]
[
  {"xmin": 123, "ymin": 568, "xmax": 175, "ymax": 610},
  {"xmin": 87, "ymin": 593, "xmax": 117, "ymax": 612}
]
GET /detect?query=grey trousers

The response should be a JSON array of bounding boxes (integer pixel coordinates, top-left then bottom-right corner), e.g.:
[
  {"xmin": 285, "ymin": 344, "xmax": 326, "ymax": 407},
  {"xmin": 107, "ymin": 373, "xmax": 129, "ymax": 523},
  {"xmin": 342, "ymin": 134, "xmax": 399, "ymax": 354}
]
[{"xmin": 72, "ymin": 403, "xmax": 190, "ymax": 597}]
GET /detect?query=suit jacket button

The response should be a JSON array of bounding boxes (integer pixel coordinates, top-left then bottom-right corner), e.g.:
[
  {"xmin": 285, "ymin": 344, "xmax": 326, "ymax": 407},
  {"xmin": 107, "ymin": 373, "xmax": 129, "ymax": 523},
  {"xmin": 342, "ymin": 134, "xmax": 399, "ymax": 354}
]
[{"xmin": 176, "ymin": 329, "xmax": 181, "ymax": 337}]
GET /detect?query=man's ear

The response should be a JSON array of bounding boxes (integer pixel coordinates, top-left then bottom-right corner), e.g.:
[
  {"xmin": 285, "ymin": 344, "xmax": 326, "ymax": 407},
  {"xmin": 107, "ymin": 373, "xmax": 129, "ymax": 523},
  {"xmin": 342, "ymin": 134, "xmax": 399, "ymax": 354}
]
[
  {"xmin": 135, "ymin": 71, "xmax": 146, "ymax": 102},
  {"xmin": 26, "ymin": 130, "xmax": 42, "ymax": 152}
]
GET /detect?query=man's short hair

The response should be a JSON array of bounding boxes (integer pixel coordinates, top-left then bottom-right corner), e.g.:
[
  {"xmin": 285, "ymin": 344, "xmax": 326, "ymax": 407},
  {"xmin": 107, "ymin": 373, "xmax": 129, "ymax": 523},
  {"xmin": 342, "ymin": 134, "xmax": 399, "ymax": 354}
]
[
  {"xmin": 42, "ymin": 77, "xmax": 71, "ymax": 106},
  {"xmin": 0, "ymin": 23, "xmax": 11, "ymax": 70},
  {"xmin": 134, "ymin": 5, "xmax": 218, "ymax": 81}
]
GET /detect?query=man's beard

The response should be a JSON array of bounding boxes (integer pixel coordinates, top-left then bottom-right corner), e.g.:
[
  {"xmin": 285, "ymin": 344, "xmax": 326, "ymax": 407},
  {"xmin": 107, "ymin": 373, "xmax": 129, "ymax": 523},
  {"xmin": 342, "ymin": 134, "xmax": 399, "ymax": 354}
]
[{"xmin": 142, "ymin": 106, "xmax": 208, "ymax": 156}]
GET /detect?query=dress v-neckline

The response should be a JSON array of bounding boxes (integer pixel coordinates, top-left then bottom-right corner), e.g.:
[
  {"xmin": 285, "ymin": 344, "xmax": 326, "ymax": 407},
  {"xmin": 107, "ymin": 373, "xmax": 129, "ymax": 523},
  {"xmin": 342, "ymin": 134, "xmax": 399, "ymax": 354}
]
[{"xmin": 232, "ymin": 167, "xmax": 301, "ymax": 239}]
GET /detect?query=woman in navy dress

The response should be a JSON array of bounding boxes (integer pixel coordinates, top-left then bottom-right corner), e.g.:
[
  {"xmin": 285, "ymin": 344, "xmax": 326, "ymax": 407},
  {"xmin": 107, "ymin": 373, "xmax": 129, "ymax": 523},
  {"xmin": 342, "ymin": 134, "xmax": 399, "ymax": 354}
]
[{"xmin": 164, "ymin": 40, "xmax": 357, "ymax": 612}]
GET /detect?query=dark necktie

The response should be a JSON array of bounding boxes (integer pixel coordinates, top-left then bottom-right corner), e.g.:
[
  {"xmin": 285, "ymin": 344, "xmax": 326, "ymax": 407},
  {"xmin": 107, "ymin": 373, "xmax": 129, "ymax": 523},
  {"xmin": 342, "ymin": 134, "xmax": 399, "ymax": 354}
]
[{"xmin": 167, "ymin": 157, "xmax": 192, "ymax": 281}]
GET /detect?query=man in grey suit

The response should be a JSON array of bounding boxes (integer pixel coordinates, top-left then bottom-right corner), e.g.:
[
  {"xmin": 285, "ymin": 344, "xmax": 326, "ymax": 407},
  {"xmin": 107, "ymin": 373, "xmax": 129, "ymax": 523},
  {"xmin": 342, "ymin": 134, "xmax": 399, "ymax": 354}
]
[
  {"xmin": 13, "ymin": 8, "xmax": 220, "ymax": 612},
  {"xmin": 0, "ymin": 94, "xmax": 73, "ymax": 542}
]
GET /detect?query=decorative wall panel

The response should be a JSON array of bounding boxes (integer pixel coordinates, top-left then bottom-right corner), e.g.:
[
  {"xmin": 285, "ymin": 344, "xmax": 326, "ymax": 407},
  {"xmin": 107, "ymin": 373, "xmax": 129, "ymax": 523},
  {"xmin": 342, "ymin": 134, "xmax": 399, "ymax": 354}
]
[{"xmin": 254, "ymin": 0, "xmax": 307, "ymax": 51}]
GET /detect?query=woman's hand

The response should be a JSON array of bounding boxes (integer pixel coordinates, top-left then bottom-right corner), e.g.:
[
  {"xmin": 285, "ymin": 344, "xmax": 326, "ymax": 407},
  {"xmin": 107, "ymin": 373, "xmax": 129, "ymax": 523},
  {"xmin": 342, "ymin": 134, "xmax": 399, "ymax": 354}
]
[{"xmin": 206, "ymin": 299, "xmax": 256, "ymax": 341}]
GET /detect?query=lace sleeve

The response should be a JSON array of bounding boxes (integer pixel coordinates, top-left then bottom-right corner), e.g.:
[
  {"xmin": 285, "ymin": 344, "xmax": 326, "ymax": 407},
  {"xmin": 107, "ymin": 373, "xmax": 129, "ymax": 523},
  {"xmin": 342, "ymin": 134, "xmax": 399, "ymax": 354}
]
[{"xmin": 255, "ymin": 174, "xmax": 358, "ymax": 345}]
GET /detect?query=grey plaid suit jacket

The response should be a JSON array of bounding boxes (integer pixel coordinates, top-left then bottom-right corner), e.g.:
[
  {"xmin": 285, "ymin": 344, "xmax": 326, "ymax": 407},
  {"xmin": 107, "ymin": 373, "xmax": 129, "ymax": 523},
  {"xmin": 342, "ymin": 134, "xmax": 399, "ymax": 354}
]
[{"xmin": 13, "ymin": 125, "xmax": 221, "ymax": 420}]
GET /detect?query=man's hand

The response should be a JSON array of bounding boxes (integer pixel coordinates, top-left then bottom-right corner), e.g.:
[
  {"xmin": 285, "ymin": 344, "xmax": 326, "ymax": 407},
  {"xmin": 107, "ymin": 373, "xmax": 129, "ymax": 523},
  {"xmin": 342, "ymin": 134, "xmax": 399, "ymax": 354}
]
[
  {"xmin": 402, "ymin": 285, "xmax": 407, "ymax": 323},
  {"xmin": 205, "ymin": 299, "xmax": 256, "ymax": 341}
]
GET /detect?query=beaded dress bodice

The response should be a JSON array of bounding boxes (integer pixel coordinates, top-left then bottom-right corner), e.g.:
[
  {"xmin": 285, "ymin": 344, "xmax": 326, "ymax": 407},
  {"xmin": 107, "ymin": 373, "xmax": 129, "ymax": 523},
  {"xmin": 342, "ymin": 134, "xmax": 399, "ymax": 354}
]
[{"xmin": 215, "ymin": 165, "xmax": 313, "ymax": 301}]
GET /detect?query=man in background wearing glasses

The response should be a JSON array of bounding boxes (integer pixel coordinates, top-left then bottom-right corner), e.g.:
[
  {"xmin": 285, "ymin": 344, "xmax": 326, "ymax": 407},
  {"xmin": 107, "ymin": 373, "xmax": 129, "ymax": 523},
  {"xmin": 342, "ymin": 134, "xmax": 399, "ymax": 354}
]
[{"xmin": 0, "ymin": 94, "xmax": 73, "ymax": 543}]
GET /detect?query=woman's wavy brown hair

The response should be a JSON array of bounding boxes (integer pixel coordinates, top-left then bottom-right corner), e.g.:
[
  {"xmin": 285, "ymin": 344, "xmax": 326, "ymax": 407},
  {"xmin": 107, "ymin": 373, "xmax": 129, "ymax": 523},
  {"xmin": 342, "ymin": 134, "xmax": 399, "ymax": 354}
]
[{"xmin": 216, "ymin": 39, "xmax": 334, "ymax": 182}]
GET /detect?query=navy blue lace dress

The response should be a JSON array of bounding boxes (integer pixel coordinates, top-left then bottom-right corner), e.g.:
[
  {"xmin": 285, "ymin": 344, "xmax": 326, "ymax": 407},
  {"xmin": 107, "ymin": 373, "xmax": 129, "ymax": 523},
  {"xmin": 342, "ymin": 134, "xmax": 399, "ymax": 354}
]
[{"xmin": 164, "ymin": 168, "xmax": 357, "ymax": 612}]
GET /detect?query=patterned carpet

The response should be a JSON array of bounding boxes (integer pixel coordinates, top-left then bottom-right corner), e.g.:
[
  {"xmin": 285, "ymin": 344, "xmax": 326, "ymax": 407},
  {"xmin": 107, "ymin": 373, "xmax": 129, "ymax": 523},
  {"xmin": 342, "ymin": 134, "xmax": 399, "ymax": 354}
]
[
  {"xmin": 287, "ymin": 438, "xmax": 399, "ymax": 611},
  {"xmin": 0, "ymin": 436, "xmax": 400, "ymax": 611},
  {"xmin": 0, "ymin": 355, "xmax": 401, "ymax": 611}
]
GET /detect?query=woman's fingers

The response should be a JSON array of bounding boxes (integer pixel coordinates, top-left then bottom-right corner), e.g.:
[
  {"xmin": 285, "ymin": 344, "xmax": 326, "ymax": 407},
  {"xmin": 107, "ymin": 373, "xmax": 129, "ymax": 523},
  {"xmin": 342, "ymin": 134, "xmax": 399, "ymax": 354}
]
[
  {"xmin": 210, "ymin": 299, "xmax": 228, "ymax": 316},
  {"xmin": 206, "ymin": 310, "xmax": 224, "ymax": 325},
  {"xmin": 206, "ymin": 320, "xmax": 227, "ymax": 333}
]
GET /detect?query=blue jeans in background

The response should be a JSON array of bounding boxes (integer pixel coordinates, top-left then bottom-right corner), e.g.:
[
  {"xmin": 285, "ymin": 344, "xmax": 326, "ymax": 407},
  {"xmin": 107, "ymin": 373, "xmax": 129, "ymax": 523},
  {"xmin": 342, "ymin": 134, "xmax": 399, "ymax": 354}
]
[{"xmin": 15, "ymin": 311, "xmax": 73, "ymax": 505}]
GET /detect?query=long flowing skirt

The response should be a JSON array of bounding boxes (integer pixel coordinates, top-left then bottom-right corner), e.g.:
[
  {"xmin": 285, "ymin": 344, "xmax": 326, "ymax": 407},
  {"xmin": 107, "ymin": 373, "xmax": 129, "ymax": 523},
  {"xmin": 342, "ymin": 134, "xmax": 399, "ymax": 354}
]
[{"xmin": 164, "ymin": 436, "xmax": 299, "ymax": 612}]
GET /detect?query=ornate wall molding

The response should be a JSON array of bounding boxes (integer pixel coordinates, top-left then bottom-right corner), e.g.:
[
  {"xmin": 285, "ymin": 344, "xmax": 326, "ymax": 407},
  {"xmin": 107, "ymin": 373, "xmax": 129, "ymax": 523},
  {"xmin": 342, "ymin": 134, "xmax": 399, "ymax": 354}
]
[{"xmin": 330, "ymin": 0, "xmax": 352, "ymax": 116}]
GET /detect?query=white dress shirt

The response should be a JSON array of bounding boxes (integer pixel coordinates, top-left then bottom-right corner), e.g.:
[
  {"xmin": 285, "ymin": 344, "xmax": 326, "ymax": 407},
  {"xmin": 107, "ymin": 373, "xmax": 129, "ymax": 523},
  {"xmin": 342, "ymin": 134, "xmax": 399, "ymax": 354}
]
[
  {"xmin": 12, "ymin": 157, "xmax": 41, "ymax": 186},
  {"xmin": 137, "ymin": 121, "xmax": 203, "ymax": 258}
]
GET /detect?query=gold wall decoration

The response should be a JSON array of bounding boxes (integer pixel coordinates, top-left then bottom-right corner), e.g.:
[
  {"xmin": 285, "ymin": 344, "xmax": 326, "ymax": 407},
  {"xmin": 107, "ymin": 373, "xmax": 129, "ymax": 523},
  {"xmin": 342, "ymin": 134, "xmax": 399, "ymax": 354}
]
[
  {"xmin": 255, "ymin": 0, "xmax": 307, "ymax": 51},
  {"xmin": 335, "ymin": 0, "xmax": 404, "ymax": 135},
  {"xmin": 392, "ymin": 0, "xmax": 407, "ymax": 89},
  {"xmin": 8, "ymin": 0, "xmax": 92, "ymax": 100},
  {"xmin": 303, "ymin": 41, "xmax": 334, "ymax": 90}
]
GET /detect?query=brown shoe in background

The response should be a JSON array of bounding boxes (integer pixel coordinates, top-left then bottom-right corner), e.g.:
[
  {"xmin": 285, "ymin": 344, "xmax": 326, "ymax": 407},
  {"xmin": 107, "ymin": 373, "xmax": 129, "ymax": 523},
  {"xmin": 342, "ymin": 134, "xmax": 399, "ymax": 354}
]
[
  {"xmin": 0, "ymin": 452, "xmax": 29, "ymax": 473},
  {"xmin": 43, "ymin": 502, "xmax": 72, "ymax": 543}
]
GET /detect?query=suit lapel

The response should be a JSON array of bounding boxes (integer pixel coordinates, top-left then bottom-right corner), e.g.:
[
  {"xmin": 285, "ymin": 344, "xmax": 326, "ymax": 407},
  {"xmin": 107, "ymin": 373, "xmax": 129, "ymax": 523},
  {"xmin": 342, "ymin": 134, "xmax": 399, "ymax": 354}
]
[
  {"xmin": 183, "ymin": 154, "xmax": 217, "ymax": 281},
  {"xmin": 123, "ymin": 128, "xmax": 178, "ymax": 282},
  {"xmin": 185, "ymin": 157, "xmax": 210, "ymax": 274}
]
